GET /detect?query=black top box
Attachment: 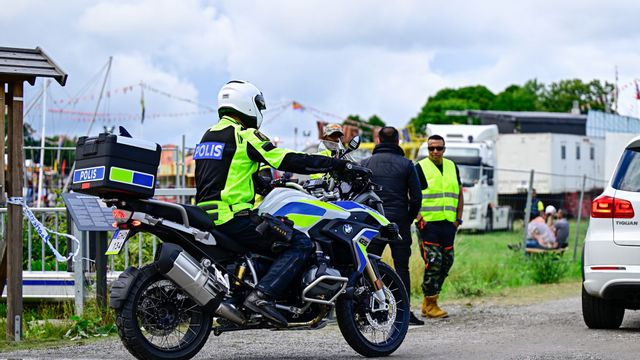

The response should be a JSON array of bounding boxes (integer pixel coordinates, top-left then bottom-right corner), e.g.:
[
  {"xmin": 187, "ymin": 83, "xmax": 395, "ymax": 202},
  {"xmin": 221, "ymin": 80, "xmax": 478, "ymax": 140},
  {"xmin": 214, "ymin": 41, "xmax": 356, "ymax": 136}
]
[{"xmin": 71, "ymin": 133, "xmax": 161, "ymax": 199}]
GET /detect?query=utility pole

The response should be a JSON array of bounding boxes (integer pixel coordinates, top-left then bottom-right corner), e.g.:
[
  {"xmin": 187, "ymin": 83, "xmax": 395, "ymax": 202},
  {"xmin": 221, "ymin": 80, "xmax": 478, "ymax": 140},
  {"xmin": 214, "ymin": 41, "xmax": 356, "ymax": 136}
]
[
  {"xmin": 62, "ymin": 57, "xmax": 112, "ymax": 193},
  {"xmin": 614, "ymin": 65, "xmax": 619, "ymax": 114},
  {"xmin": 522, "ymin": 169, "xmax": 535, "ymax": 250},
  {"xmin": 36, "ymin": 79, "xmax": 50, "ymax": 208}
]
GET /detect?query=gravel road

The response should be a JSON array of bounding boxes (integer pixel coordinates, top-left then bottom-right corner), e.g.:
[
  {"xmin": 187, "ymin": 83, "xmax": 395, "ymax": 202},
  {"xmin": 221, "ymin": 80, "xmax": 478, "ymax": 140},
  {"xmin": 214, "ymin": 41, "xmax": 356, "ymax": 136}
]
[{"xmin": 3, "ymin": 293, "xmax": 640, "ymax": 360}]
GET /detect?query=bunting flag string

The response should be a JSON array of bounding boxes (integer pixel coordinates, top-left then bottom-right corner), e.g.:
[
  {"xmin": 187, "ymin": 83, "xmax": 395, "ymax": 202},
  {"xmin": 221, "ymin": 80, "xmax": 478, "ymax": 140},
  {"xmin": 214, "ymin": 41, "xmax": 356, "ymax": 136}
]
[
  {"xmin": 140, "ymin": 83, "xmax": 215, "ymax": 111},
  {"xmin": 49, "ymin": 108, "xmax": 215, "ymax": 122},
  {"xmin": 287, "ymin": 100, "xmax": 346, "ymax": 121},
  {"xmin": 51, "ymin": 83, "xmax": 139, "ymax": 105}
]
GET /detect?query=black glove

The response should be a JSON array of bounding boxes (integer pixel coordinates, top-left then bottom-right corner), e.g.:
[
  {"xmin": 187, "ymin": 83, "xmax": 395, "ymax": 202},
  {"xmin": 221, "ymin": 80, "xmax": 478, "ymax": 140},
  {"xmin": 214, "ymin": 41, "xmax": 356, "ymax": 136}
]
[{"xmin": 333, "ymin": 159, "xmax": 352, "ymax": 171}]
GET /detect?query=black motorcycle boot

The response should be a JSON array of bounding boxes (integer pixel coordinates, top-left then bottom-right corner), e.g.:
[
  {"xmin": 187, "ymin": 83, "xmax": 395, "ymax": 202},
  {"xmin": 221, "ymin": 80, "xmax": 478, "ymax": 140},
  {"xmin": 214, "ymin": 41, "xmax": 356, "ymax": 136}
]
[
  {"xmin": 409, "ymin": 311, "xmax": 425, "ymax": 325},
  {"xmin": 243, "ymin": 290, "xmax": 288, "ymax": 327}
]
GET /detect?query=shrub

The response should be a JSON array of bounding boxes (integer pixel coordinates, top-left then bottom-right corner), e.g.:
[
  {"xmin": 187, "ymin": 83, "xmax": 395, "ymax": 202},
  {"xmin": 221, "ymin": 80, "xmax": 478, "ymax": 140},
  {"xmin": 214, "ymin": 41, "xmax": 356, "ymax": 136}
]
[
  {"xmin": 64, "ymin": 315, "xmax": 116, "ymax": 340},
  {"xmin": 527, "ymin": 252, "xmax": 569, "ymax": 284}
]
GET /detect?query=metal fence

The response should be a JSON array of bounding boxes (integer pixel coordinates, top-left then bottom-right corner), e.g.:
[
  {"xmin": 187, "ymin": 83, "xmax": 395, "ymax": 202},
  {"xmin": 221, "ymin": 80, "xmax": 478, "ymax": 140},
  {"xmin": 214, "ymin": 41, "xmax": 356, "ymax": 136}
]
[
  {"xmin": 1, "ymin": 188, "xmax": 198, "ymax": 310},
  {"xmin": 457, "ymin": 165, "xmax": 607, "ymax": 260},
  {"xmin": 0, "ymin": 208, "xmax": 161, "ymax": 274}
]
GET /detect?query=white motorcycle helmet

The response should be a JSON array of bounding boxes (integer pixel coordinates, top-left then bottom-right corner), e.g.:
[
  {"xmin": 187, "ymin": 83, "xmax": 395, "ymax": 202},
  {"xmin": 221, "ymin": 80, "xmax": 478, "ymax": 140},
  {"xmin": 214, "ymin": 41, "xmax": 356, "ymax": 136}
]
[{"xmin": 217, "ymin": 80, "xmax": 266, "ymax": 129}]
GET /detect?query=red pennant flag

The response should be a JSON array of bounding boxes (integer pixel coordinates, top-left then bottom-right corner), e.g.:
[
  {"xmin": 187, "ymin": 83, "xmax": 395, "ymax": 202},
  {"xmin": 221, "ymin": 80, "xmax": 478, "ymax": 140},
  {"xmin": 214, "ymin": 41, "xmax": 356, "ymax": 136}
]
[
  {"xmin": 292, "ymin": 101, "xmax": 304, "ymax": 110},
  {"xmin": 635, "ymin": 80, "xmax": 640, "ymax": 100}
]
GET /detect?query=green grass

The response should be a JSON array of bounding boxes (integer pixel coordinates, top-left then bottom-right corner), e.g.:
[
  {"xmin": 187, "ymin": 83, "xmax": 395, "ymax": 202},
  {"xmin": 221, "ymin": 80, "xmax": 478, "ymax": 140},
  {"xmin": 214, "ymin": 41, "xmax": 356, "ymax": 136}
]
[
  {"xmin": 0, "ymin": 299, "xmax": 116, "ymax": 350},
  {"xmin": 381, "ymin": 218, "xmax": 588, "ymax": 303}
]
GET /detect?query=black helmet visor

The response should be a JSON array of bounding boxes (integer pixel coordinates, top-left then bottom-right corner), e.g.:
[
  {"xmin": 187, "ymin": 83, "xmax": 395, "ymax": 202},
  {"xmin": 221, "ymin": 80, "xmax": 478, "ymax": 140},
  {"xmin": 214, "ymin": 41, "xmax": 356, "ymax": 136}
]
[{"xmin": 254, "ymin": 93, "xmax": 266, "ymax": 111}]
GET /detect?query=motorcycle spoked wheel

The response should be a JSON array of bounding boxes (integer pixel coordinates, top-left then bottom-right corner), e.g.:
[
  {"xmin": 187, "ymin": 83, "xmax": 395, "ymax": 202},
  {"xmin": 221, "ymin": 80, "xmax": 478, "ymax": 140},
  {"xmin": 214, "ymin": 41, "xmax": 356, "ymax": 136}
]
[
  {"xmin": 335, "ymin": 261, "xmax": 410, "ymax": 357},
  {"xmin": 115, "ymin": 264, "xmax": 213, "ymax": 360}
]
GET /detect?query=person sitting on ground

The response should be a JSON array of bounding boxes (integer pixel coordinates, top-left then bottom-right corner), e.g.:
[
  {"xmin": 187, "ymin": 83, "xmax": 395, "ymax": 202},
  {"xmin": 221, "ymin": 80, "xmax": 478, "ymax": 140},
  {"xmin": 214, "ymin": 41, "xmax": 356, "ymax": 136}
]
[
  {"xmin": 553, "ymin": 209, "xmax": 570, "ymax": 248},
  {"xmin": 526, "ymin": 212, "xmax": 557, "ymax": 249}
]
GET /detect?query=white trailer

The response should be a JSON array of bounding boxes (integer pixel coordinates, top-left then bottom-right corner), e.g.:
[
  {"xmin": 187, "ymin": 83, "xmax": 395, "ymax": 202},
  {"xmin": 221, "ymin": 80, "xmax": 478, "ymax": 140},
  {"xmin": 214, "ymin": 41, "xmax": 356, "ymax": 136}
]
[
  {"xmin": 495, "ymin": 133, "xmax": 605, "ymax": 194},
  {"xmin": 419, "ymin": 124, "xmax": 512, "ymax": 231}
]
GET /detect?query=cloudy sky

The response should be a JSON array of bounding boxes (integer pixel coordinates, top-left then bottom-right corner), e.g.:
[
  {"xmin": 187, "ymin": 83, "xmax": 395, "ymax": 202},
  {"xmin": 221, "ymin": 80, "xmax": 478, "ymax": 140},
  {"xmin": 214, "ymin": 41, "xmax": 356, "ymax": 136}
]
[{"xmin": 2, "ymin": 0, "xmax": 639, "ymax": 149}]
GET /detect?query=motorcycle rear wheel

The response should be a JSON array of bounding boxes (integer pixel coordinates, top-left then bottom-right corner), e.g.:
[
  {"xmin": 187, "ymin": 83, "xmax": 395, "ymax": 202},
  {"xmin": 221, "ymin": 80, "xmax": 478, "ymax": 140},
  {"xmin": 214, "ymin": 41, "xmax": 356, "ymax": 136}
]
[
  {"xmin": 335, "ymin": 261, "xmax": 409, "ymax": 357},
  {"xmin": 115, "ymin": 264, "xmax": 213, "ymax": 360}
]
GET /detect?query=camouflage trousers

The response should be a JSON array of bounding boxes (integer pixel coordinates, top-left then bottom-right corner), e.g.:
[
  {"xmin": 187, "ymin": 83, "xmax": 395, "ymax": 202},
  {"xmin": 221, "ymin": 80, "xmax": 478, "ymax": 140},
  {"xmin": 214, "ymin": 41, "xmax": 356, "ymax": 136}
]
[{"xmin": 418, "ymin": 221, "xmax": 457, "ymax": 296}]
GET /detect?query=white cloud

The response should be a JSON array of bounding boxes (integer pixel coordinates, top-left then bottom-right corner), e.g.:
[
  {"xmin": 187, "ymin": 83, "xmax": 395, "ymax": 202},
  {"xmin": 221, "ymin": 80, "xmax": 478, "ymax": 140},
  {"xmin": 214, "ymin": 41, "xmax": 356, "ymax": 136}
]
[
  {"xmin": 3, "ymin": 0, "xmax": 640, "ymax": 146},
  {"xmin": 78, "ymin": 0, "xmax": 234, "ymax": 71}
]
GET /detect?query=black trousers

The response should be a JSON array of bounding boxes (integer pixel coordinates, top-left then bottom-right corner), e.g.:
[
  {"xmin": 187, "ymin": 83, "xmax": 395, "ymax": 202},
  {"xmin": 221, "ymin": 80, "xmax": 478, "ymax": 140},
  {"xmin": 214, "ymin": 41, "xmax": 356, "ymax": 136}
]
[
  {"xmin": 367, "ymin": 220, "xmax": 413, "ymax": 297},
  {"xmin": 217, "ymin": 215, "xmax": 314, "ymax": 298}
]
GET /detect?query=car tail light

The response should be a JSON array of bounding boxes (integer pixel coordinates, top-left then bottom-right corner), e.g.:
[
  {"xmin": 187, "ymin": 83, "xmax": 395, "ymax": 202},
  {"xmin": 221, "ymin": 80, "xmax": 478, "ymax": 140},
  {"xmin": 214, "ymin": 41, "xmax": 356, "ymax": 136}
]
[
  {"xmin": 591, "ymin": 196, "xmax": 635, "ymax": 218},
  {"xmin": 590, "ymin": 266, "xmax": 626, "ymax": 271},
  {"xmin": 112, "ymin": 209, "xmax": 132, "ymax": 223}
]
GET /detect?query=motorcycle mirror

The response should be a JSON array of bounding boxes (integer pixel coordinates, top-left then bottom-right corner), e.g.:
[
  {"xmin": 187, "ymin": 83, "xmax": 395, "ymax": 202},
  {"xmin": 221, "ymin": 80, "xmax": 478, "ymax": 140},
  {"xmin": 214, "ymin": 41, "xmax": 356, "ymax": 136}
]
[{"xmin": 348, "ymin": 136, "xmax": 361, "ymax": 151}]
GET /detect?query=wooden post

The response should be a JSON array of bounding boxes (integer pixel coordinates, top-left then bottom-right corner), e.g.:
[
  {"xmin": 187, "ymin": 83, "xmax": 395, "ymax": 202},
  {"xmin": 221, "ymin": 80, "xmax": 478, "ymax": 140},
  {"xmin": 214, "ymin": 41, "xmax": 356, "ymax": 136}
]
[
  {"xmin": 6, "ymin": 81, "xmax": 24, "ymax": 341},
  {"xmin": 92, "ymin": 231, "xmax": 108, "ymax": 311},
  {"xmin": 0, "ymin": 83, "xmax": 6, "ymax": 295},
  {"xmin": 0, "ymin": 82, "xmax": 5, "ymax": 201},
  {"xmin": 522, "ymin": 169, "xmax": 535, "ymax": 250}
]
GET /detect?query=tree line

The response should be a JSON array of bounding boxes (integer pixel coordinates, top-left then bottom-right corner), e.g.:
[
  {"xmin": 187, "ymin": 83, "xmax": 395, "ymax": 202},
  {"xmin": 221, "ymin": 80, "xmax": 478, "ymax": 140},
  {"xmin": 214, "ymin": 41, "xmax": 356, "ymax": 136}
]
[{"xmin": 344, "ymin": 78, "xmax": 616, "ymax": 137}]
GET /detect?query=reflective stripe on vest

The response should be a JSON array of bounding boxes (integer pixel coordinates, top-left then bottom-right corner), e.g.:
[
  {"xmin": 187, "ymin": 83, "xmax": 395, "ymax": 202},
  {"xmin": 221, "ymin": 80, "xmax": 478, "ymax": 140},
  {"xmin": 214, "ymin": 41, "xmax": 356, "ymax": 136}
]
[
  {"xmin": 418, "ymin": 157, "xmax": 459, "ymax": 222},
  {"xmin": 197, "ymin": 200, "xmax": 253, "ymax": 224}
]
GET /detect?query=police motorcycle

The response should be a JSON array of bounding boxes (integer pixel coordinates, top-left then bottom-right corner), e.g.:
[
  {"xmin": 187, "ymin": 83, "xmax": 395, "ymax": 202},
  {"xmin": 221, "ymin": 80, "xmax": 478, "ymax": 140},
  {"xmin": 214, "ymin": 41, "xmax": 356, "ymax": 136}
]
[{"xmin": 71, "ymin": 130, "xmax": 409, "ymax": 360}]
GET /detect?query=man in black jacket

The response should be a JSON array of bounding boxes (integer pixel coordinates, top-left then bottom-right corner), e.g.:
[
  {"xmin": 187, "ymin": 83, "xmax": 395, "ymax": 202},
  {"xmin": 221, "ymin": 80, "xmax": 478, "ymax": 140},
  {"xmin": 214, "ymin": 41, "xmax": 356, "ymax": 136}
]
[{"xmin": 361, "ymin": 126, "xmax": 424, "ymax": 325}]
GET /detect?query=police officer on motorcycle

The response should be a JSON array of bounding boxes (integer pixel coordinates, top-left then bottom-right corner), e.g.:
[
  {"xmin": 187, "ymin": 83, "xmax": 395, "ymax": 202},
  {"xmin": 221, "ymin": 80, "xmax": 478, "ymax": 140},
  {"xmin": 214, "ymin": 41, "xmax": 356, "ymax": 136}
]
[{"xmin": 195, "ymin": 80, "xmax": 349, "ymax": 327}]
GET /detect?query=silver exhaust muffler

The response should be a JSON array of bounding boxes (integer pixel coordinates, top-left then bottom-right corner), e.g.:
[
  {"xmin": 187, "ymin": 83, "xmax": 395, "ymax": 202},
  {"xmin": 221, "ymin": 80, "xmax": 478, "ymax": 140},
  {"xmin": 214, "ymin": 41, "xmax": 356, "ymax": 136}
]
[{"xmin": 157, "ymin": 243, "xmax": 246, "ymax": 325}]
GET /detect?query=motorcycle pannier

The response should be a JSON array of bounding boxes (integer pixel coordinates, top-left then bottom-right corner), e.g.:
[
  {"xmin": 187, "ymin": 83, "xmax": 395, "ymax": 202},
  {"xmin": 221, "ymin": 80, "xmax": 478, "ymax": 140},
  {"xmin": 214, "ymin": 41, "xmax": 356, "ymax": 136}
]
[{"xmin": 71, "ymin": 133, "xmax": 161, "ymax": 198}]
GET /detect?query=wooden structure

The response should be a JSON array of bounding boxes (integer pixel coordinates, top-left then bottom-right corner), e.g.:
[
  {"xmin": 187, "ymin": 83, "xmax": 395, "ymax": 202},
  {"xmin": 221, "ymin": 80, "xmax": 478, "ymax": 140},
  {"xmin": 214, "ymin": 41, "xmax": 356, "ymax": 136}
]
[
  {"xmin": 525, "ymin": 247, "xmax": 567, "ymax": 255},
  {"xmin": 0, "ymin": 46, "xmax": 67, "ymax": 341}
]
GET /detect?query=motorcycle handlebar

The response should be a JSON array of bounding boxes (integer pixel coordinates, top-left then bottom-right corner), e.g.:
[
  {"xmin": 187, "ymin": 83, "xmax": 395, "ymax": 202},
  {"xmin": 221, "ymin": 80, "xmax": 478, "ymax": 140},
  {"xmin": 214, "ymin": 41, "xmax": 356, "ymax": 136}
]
[{"xmin": 342, "ymin": 162, "xmax": 372, "ymax": 177}]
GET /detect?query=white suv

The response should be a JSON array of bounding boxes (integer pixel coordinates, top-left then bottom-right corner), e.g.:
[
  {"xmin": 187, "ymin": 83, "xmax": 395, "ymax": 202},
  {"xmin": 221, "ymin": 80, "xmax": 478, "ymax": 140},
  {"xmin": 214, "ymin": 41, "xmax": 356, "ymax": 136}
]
[{"xmin": 583, "ymin": 135, "xmax": 640, "ymax": 329}]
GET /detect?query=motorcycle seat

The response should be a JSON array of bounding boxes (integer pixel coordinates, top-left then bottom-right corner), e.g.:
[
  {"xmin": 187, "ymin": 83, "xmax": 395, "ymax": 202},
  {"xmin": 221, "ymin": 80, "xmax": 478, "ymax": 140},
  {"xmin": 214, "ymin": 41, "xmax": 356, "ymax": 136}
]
[
  {"xmin": 120, "ymin": 198, "xmax": 214, "ymax": 231},
  {"xmin": 116, "ymin": 198, "xmax": 245, "ymax": 253}
]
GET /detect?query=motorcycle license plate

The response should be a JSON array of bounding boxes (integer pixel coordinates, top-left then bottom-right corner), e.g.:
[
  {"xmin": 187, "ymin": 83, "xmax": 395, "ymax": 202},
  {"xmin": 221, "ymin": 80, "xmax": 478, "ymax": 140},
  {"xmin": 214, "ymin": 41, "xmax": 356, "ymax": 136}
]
[{"xmin": 106, "ymin": 230, "xmax": 131, "ymax": 255}]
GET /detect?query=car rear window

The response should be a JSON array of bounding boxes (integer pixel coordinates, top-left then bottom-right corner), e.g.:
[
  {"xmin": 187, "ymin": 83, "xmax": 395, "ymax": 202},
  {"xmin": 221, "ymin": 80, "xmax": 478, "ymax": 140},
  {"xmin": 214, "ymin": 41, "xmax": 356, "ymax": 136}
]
[{"xmin": 612, "ymin": 147, "xmax": 640, "ymax": 192}]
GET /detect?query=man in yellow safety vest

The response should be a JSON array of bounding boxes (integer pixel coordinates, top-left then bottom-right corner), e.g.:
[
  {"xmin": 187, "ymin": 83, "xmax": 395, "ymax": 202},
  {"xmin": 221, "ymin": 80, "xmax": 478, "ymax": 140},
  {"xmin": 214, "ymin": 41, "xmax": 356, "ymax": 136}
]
[{"xmin": 415, "ymin": 134, "xmax": 464, "ymax": 318}]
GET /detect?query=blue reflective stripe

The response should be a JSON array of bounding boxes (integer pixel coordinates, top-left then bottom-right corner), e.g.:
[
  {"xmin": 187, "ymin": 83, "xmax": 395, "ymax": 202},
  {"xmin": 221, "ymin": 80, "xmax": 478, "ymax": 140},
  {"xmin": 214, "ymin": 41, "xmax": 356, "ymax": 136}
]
[
  {"xmin": 273, "ymin": 202, "xmax": 327, "ymax": 217},
  {"xmin": 362, "ymin": 230, "xmax": 378, "ymax": 240},
  {"xmin": 132, "ymin": 172, "xmax": 154, "ymax": 188},
  {"xmin": 333, "ymin": 201, "xmax": 365, "ymax": 210},
  {"xmin": 23, "ymin": 279, "xmax": 74, "ymax": 286}
]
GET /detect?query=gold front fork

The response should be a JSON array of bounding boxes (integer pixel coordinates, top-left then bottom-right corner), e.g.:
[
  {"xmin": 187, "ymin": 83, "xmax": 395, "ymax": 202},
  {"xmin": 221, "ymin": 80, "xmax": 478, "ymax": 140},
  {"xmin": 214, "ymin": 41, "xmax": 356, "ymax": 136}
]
[{"xmin": 364, "ymin": 260, "xmax": 383, "ymax": 291}]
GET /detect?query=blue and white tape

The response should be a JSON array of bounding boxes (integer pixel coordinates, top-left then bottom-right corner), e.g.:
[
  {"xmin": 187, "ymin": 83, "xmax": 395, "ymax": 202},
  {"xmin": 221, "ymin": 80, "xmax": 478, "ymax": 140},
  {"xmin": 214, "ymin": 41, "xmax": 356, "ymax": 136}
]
[{"xmin": 7, "ymin": 197, "xmax": 79, "ymax": 262}]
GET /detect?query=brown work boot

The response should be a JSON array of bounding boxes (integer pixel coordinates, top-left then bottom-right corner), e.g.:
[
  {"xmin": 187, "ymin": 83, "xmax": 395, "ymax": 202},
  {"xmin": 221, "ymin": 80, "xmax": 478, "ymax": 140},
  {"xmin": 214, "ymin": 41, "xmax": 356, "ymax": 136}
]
[
  {"xmin": 423, "ymin": 295, "xmax": 448, "ymax": 318},
  {"xmin": 421, "ymin": 296, "xmax": 429, "ymax": 317}
]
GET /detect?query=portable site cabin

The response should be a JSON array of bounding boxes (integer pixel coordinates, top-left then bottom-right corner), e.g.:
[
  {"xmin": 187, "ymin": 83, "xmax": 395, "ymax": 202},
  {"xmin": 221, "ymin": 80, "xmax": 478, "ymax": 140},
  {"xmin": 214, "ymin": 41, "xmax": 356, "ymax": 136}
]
[
  {"xmin": 465, "ymin": 110, "xmax": 640, "ymax": 195},
  {"xmin": 496, "ymin": 133, "xmax": 604, "ymax": 194}
]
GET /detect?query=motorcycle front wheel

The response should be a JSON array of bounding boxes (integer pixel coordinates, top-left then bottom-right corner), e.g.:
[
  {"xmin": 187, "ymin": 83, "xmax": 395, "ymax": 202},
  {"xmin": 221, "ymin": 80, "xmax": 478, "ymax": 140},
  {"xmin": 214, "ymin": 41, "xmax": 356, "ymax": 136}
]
[
  {"xmin": 335, "ymin": 261, "xmax": 409, "ymax": 357},
  {"xmin": 115, "ymin": 264, "xmax": 213, "ymax": 360}
]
